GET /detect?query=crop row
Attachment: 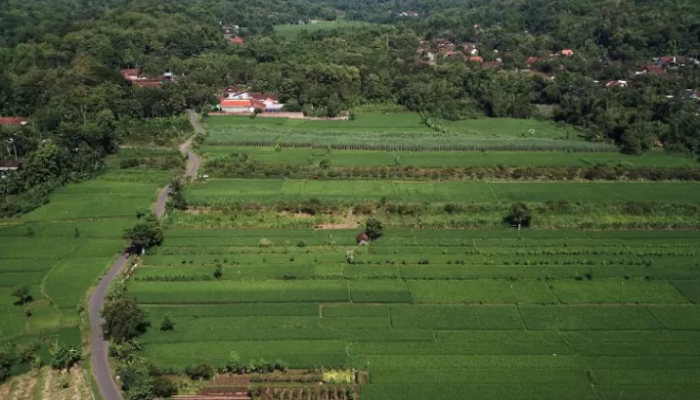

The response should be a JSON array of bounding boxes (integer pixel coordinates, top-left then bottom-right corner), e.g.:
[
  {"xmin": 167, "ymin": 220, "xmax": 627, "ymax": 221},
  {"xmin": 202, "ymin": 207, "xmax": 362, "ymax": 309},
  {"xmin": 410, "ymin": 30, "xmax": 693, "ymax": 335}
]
[
  {"xmin": 128, "ymin": 279, "xmax": 699, "ymax": 305},
  {"xmin": 205, "ymin": 159, "xmax": 700, "ymax": 182},
  {"xmin": 204, "ymin": 127, "xmax": 617, "ymax": 152}
]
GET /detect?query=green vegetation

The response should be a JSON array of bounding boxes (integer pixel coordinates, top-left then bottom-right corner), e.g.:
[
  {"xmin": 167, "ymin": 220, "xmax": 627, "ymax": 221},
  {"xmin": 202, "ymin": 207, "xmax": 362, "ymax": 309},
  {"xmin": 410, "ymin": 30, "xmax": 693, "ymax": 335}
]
[
  {"xmin": 0, "ymin": 148, "xmax": 180, "ymax": 382},
  {"xmin": 204, "ymin": 114, "xmax": 615, "ymax": 152},
  {"xmin": 124, "ymin": 228, "xmax": 700, "ymax": 400},
  {"xmin": 185, "ymin": 179, "xmax": 700, "ymax": 204},
  {"xmin": 202, "ymin": 145, "xmax": 696, "ymax": 168},
  {"xmin": 274, "ymin": 19, "xmax": 375, "ymax": 37},
  {"xmin": 5, "ymin": 0, "xmax": 700, "ymax": 399}
]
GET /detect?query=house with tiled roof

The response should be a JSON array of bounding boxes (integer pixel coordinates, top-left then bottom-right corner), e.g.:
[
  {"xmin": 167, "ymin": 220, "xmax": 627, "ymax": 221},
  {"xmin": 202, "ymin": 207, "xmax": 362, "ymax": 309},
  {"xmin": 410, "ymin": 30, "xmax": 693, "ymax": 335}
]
[
  {"xmin": 482, "ymin": 60, "xmax": 503, "ymax": 69},
  {"xmin": 120, "ymin": 69, "xmax": 174, "ymax": 88},
  {"xmin": 228, "ymin": 36, "xmax": 244, "ymax": 45},
  {"xmin": 461, "ymin": 43, "xmax": 479, "ymax": 56},
  {"xmin": 639, "ymin": 65, "xmax": 666, "ymax": 75},
  {"xmin": 0, "ymin": 117, "xmax": 29, "ymax": 126},
  {"xmin": 219, "ymin": 87, "xmax": 284, "ymax": 113},
  {"xmin": 0, "ymin": 160, "xmax": 20, "ymax": 174},
  {"xmin": 526, "ymin": 57, "xmax": 541, "ymax": 67},
  {"xmin": 605, "ymin": 80, "xmax": 629, "ymax": 88}
]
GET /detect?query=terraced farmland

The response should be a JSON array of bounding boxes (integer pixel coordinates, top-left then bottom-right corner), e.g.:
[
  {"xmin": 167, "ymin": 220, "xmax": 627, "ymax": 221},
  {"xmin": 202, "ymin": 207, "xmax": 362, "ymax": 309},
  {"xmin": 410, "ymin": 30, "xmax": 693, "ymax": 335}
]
[
  {"xmin": 130, "ymin": 228, "xmax": 700, "ymax": 400},
  {"xmin": 0, "ymin": 162, "xmax": 166, "ymax": 378},
  {"xmin": 186, "ymin": 178, "xmax": 700, "ymax": 203}
]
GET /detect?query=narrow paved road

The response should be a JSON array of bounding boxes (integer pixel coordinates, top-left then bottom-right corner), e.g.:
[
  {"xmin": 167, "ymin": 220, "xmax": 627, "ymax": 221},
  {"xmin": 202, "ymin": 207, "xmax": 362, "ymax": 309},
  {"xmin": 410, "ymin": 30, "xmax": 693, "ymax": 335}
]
[{"xmin": 88, "ymin": 111, "xmax": 203, "ymax": 400}]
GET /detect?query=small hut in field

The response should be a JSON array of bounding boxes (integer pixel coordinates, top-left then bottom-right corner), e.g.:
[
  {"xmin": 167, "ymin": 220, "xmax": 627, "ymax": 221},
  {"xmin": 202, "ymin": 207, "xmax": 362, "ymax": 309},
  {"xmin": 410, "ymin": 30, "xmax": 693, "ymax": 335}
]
[{"xmin": 356, "ymin": 232, "xmax": 370, "ymax": 245}]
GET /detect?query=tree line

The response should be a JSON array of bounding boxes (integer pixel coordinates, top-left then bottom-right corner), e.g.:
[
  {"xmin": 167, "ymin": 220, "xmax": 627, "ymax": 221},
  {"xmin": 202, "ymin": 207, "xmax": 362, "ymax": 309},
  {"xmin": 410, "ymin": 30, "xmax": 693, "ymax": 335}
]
[{"xmin": 3, "ymin": 0, "xmax": 700, "ymax": 218}]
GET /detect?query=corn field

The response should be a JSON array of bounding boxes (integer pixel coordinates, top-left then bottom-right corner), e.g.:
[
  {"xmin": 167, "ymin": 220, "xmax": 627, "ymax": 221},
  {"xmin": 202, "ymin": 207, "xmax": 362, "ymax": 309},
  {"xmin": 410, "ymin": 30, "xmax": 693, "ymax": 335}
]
[{"xmin": 205, "ymin": 127, "xmax": 618, "ymax": 153}]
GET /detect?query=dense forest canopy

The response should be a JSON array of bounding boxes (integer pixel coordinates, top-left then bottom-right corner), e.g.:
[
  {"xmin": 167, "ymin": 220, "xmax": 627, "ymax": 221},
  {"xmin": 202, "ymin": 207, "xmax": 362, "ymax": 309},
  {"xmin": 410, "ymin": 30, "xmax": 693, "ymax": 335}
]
[{"xmin": 2, "ymin": 0, "xmax": 700, "ymax": 216}]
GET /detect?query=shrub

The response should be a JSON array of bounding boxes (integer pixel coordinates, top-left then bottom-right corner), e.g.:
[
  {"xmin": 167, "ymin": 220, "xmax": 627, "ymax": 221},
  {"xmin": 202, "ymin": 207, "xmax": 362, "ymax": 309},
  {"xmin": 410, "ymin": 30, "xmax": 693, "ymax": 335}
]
[
  {"xmin": 123, "ymin": 215, "xmax": 163, "ymax": 252},
  {"xmin": 12, "ymin": 286, "xmax": 32, "ymax": 305},
  {"xmin": 185, "ymin": 361, "xmax": 214, "ymax": 380},
  {"xmin": 51, "ymin": 345, "xmax": 81, "ymax": 371},
  {"xmin": 505, "ymin": 202, "xmax": 532, "ymax": 228},
  {"xmin": 152, "ymin": 376, "xmax": 178, "ymax": 398},
  {"xmin": 101, "ymin": 297, "xmax": 150, "ymax": 343},
  {"xmin": 259, "ymin": 238, "xmax": 273, "ymax": 248},
  {"xmin": 160, "ymin": 315, "xmax": 175, "ymax": 331},
  {"xmin": 365, "ymin": 218, "xmax": 384, "ymax": 240},
  {"xmin": 119, "ymin": 158, "xmax": 141, "ymax": 169}
]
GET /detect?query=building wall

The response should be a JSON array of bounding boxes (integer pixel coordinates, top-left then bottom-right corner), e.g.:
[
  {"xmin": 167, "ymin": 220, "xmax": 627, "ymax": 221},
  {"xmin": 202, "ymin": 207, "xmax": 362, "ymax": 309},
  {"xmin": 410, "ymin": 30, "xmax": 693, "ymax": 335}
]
[{"xmin": 221, "ymin": 106, "xmax": 252, "ymax": 113}]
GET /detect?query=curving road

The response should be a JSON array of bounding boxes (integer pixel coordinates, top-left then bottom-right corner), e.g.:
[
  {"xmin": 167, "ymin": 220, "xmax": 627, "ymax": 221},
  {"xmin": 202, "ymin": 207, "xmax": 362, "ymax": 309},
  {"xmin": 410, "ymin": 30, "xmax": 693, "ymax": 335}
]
[{"xmin": 88, "ymin": 111, "xmax": 203, "ymax": 400}]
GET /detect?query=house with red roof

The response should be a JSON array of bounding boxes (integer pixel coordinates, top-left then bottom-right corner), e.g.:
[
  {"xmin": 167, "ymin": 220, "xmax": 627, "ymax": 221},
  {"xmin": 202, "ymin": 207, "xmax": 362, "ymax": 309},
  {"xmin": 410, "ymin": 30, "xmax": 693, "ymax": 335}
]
[
  {"xmin": 219, "ymin": 87, "xmax": 284, "ymax": 113},
  {"xmin": 526, "ymin": 57, "xmax": 541, "ymax": 67},
  {"xmin": 657, "ymin": 56, "xmax": 690, "ymax": 67},
  {"xmin": 561, "ymin": 49, "xmax": 574, "ymax": 57},
  {"xmin": 228, "ymin": 36, "xmax": 244, "ymax": 45},
  {"xmin": 639, "ymin": 65, "xmax": 666, "ymax": 75},
  {"xmin": 482, "ymin": 60, "xmax": 503, "ymax": 69},
  {"xmin": 0, "ymin": 117, "xmax": 29, "ymax": 126},
  {"xmin": 469, "ymin": 56, "xmax": 483, "ymax": 63}
]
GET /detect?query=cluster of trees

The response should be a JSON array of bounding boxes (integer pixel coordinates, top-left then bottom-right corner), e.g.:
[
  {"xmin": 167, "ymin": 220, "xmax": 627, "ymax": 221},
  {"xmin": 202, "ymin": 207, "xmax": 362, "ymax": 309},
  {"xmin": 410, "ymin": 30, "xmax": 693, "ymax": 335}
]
[
  {"xmin": 211, "ymin": 0, "xmax": 700, "ymax": 154},
  {"xmin": 4, "ymin": 0, "xmax": 700, "ymax": 220},
  {"xmin": 0, "ymin": 342, "xmax": 82, "ymax": 385},
  {"xmin": 0, "ymin": 0, "xmax": 223, "ymax": 217},
  {"xmin": 100, "ymin": 287, "xmax": 178, "ymax": 400}
]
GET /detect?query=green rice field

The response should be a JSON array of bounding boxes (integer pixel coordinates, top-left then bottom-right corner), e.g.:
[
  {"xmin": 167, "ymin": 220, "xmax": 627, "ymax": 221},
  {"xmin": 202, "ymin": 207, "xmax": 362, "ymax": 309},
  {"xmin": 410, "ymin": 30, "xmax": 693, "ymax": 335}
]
[
  {"xmin": 204, "ymin": 114, "xmax": 616, "ymax": 152},
  {"xmin": 186, "ymin": 178, "xmax": 700, "ymax": 203},
  {"xmin": 131, "ymin": 228, "xmax": 700, "ymax": 400},
  {"xmin": 0, "ymin": 158, "xmax": 163, "ymax": 357},
  {"xmin": 203, "ymin": 145, "xmax": 696, "ymax": 168}
]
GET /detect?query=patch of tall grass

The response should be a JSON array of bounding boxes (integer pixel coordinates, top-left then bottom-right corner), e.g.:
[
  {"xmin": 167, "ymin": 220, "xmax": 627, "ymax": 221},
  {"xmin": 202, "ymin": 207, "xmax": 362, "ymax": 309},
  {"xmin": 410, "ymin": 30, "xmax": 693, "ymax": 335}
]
[{"xmin": 205, "ymin": 127, "xmax": 617, "ymax": 152}]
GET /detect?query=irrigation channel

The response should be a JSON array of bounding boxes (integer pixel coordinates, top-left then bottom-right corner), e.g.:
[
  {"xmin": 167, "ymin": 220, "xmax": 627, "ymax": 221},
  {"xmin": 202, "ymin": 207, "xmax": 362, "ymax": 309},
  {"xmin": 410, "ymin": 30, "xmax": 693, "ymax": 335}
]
[{"xmin": 88, "ymin": 109, "xmax": 203, "ymax": 400}]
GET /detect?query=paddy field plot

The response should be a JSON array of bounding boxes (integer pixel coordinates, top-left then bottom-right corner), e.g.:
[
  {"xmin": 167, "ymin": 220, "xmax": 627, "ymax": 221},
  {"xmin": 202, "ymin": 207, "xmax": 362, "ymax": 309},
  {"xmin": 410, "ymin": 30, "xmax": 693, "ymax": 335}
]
[
  {"xmin": 202, "ymin": 145, "xmax": 696, "ymax": 168},
  {"xmin": 204, "ymin": 114, "xmax": 616, "ymax": 152},
  {"xmin": 0, "ymin": 159, "xmax": 162, "ymax": 378},
  {"xmin": 131, "ymin": 228, "xmax": 700, "ymax": 399},
  {"xmin": 185, "ymin": 178, "xmax": 700, "ymax": 203}
]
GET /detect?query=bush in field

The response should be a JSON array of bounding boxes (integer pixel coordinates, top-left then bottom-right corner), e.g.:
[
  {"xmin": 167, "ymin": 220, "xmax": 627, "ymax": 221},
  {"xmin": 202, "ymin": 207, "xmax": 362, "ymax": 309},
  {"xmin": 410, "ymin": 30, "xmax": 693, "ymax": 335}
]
[
  {"xmin": 101, "ymin": 297, "xmax": 150, "ymax": 343},
  {"xmin": 169, "ymin": 177, "xmax": 188, "ymax": 211},
  {"xmin": 185, "ymin": 361, "xmax": 214, "ymax": 380},
  {"xmin": 213, "ymin": 264, "xmax": 223, "ymax": 280},
  {"xmin": 160, "ymin": 314, "xmax": 175, "ymax": 331},
  {"xmin": 505, "ymin": 202, "xmax": 532, "ymax": 228},
  {"xmin": 365, "ymin": 218, "xmax": 384, "ymax": 240},
  {"xmin": 117, "ymin": 359, "xmax": 176, "ymax": 400},
  {"xmin": 319, "ymin": 159, "xmax": 331, "ymax": 169},
  {"xmin": 259, "ymin": 238, "xmax": 273, "ymax": 248},
  {"xmin": 18, "ymin": 342, "xmax": 39, "ymax": 363},
  {"xmin": 152, "ymin": 376, "xmax": 178, "ymax": 398},
  {"xmin": 12, "ymin": 286, "xmax": 32, "ymax": 305},
  {"xmin": 225, "ymin": 352, "xmax": 245, "ymax": 374},
  {"xmin": 124, "ymin": 215, "xmax": 163, "ymax": 253},
  {"xmin": 0, "ymin": 346, "xmax": 14, "ymax": 383},
  {"xmin": 51, "ymin": 345, "xmax": 81, "ymax": 370}
]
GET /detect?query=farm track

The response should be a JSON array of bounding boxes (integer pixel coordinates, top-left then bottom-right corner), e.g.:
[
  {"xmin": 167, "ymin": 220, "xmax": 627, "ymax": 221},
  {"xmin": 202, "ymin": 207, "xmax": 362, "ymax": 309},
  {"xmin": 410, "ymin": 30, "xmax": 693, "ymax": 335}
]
[{"xmin": 88, "ymin": 111, "xmax": 202, "ymax": 400}]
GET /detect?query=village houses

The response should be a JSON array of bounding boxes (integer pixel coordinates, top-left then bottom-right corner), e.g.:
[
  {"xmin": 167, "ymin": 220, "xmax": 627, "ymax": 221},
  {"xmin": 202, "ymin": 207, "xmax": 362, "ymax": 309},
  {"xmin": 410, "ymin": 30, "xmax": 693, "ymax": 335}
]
[
  {"xmin": 218, "ymin": 86, "xmax": 284, "ymax": 113},
  {"xmin": 120, "ymin": 69, "xmax": 174, "ymax": 88}
]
